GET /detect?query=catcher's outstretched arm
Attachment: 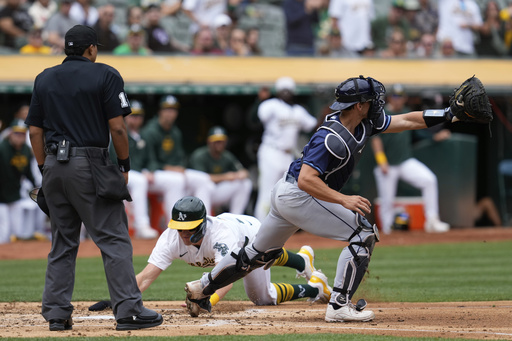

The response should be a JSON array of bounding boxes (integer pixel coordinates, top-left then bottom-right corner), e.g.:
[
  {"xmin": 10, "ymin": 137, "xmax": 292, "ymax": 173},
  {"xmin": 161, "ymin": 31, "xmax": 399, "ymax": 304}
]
[{"xmin": 384, "ymin": 111, "xmax": 429, "ymax": 133}]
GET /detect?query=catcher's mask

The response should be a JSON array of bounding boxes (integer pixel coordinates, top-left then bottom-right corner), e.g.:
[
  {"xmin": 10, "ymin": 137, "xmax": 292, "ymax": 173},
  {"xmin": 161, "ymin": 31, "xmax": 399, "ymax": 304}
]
[
  {"xmin": 330, "ymin": 75, "xmax": 386, "ymax": 120},
  {"xmin": 168, "ymin": 196, "xmax": 207, "ymax": 244}
]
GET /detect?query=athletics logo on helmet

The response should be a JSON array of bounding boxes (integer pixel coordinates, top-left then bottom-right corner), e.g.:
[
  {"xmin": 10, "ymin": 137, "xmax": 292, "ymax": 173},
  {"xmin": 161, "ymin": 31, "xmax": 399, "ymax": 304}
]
[{"xmin": 168, "ymin": 196, "xmax": 207, "ymax": 243}]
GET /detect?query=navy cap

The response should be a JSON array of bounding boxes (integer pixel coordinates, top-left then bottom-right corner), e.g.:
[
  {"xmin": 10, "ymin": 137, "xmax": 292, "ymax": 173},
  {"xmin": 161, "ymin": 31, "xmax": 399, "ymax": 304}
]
[{"xmin": 65, "ymin": 25, "xmax": 102, "ymax": 48}]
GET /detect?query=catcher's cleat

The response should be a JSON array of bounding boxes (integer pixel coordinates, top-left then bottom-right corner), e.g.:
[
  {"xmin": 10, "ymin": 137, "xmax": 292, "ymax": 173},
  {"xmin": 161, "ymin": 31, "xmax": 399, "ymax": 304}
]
[
  {"xmin": 307, "ymin": 270, "xmax": 332, "ymax": 304},
  {"xmin": 296, "ymin": 245, "xmax": 316, "ymax": 280},
  {"xmin": 49, "ymin": 318, "xmax": 73, "ymax": 331},
  {"xmin": 325, "ymin": 303, "xmax": 375, "ymax": 322},
  {"xmin": 185, "ymin": 279, "xmax": 209, "ymax": 300}
]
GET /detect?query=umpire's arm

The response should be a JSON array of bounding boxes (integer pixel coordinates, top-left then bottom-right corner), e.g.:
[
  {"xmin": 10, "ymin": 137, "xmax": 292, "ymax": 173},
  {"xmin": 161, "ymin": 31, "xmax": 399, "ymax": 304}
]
[
  {"xmin": 29, "ymin": 126, "xmax": 46, "ymax": 167},
  {"xmin": 109, "ymin": 115, "xmax": 130, "ymax": 183}
]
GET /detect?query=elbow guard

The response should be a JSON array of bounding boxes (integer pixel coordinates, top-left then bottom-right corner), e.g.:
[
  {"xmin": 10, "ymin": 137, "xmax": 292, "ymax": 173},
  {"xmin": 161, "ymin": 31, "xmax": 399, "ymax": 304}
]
[{"xmin": 423, "ymin": 108, "xmax": 453, "ymax": 127}]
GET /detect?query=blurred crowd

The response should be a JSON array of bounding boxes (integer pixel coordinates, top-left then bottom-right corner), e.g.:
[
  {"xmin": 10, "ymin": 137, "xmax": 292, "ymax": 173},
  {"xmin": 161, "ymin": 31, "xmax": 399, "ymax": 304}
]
[{"xmin": 0, "ymin": 0, "xmax": 511, "ymax": 58}]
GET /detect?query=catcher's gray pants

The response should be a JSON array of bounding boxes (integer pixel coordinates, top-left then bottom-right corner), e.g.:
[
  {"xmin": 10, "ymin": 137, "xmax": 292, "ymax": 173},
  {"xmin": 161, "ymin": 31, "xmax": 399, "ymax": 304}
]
[
  {"xmin": 209, "ymin": 174, "xmax": 373, "ymax": 292},
  {"xmin": 41, "ymin": 154, "xmax": 143, "ymax": 321}
]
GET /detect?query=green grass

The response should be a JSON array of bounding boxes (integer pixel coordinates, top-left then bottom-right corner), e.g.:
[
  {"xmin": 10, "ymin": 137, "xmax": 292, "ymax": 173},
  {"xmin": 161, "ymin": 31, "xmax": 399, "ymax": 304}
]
[
  {"xmin": 1, "ymin": 241, "xmax": 511, "ymax": 303},
  {"xmin": 1, "ymin": 241, "xmax": 510, "ymax": 341}
]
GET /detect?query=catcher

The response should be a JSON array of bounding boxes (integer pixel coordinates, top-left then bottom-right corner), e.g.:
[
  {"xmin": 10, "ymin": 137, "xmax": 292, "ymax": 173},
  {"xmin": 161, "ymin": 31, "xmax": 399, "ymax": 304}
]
[
  {"xmin": 90, "ymin": 196, "xmax": 332, "ymax": 317},
  {"xmin": 183, "ymin": 75, "xmax": 493, "ymax": 323}
]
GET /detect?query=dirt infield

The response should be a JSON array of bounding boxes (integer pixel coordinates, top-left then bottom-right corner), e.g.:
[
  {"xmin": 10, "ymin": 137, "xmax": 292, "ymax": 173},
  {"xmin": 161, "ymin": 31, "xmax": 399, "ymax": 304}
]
[
  {"xmin": 1, "ymin": 301, "xmax": 512, "ymax": 339},
  {"xmin": 2, "ymin": 227, "xmax": 512, "ymax": 339}
]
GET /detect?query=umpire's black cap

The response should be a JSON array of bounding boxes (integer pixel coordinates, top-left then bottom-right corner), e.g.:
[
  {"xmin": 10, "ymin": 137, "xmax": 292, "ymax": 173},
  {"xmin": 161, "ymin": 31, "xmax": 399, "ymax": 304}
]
[{"xmin": 65, "ymin": 25, "xmax": 102, "ymax": 48}]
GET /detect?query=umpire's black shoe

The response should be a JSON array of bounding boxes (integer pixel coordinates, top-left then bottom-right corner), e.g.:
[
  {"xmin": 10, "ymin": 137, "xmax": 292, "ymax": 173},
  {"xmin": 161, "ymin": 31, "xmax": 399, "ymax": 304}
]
[
  {"xmin": 49, "ymin": 318, "xmax": 73, "ymax": 331},
  {"xmin": 116, "ymin": 307, "xmax": 163, "ymax": 331}
]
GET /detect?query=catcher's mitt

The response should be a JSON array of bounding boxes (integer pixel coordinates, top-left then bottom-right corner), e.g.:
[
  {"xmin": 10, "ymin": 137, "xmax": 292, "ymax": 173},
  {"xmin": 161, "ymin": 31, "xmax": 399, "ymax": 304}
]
[{"xmin": 449, "ymin": 75, "xmax": 493, "ymax": 124}]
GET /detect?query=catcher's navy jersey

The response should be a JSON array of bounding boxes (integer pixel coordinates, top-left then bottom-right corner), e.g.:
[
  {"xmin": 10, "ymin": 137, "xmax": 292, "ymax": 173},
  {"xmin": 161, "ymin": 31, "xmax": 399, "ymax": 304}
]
[{"xmin": 288, "ymin": 112, "xmax": 391, "ymax": 191}]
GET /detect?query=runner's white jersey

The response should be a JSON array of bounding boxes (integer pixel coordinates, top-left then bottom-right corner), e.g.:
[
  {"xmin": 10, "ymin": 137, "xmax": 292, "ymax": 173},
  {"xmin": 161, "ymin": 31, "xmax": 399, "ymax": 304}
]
[{"xmin": 148, "ymin": 213, "xmax": 260, "ymax": 270}]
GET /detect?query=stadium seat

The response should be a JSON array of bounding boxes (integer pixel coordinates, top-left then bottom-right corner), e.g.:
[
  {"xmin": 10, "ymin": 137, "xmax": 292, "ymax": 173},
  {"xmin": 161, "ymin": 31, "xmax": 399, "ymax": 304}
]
[{"xmin": 237, "ymin": 3, "xmax": 286, "ymax": 57}]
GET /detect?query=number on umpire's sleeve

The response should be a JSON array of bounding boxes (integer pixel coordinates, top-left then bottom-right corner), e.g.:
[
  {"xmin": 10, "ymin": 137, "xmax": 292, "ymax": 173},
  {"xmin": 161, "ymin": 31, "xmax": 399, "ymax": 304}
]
[{"xmin": 118, "ymin": 92, "xmax": 129, "ymax": 108}]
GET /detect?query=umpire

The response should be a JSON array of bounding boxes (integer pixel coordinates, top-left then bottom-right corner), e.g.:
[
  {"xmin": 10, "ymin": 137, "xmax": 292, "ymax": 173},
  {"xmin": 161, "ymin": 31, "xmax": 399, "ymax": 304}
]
[{"xmin": 25, "ymin": 25, "xmax": 163, "ymax": 331}]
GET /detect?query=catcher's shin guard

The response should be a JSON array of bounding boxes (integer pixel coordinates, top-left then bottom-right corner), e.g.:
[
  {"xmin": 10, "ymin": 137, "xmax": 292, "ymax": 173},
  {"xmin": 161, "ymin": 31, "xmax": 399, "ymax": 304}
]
[
  {"xmin": 204, "ymin": 238, "xmax": 283, "ymax": 296},
  {"xmin": 334, "ymin": 214, "xmax": 380, "ymax": 300}
]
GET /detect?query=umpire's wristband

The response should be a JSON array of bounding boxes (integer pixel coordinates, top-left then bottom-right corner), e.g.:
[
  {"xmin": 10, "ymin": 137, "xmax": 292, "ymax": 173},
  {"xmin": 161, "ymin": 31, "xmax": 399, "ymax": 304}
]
[{"xmin": 117, "ymin": 157, "xmax": 131, "ymax": 173}]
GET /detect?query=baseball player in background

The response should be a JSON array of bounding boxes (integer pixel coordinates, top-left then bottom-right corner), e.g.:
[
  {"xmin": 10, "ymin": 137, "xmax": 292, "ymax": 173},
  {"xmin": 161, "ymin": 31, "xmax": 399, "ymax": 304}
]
[
  {"xmin": 371, "ymin": 84, "xmax": 449, "ymax": 234},
  {"xmin": 108, "ymin": 100, "xmax": 158, "ymax": 239},
  {"xmin": 254, "ymin": 76, "xmax": 318, "ymax": 222},
  {"xmin": 141, "ymin": 95, "xmax": 214, "ymax": 215},
  {"xmin": 189, "ymin": 126, "xmax": 252, "ymax": 215},
  {"xmin": 90, "ymin": 196, "xmax": 331, "ymax": 317},
  {"xmin": 0, "ymin": 121, "xmax": 38, "ymax": 243},
  {"xmin": 184, "ymin": 75, "xmax": 476, "ymax": 323}
]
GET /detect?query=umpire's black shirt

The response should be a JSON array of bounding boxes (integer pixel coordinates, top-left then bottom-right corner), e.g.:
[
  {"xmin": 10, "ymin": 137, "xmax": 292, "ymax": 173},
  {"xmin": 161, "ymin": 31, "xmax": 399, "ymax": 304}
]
[{"xmin": 26, "ymin": 56, "xmax": 131, "ymax": 148}]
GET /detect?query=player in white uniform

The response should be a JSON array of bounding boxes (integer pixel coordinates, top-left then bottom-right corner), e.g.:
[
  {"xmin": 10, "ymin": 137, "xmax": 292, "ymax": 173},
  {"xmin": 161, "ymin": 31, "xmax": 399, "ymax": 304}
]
[
  {"xmin": 90, "ymin": 196, "xmax": 332, "ymax": 316},
  {"xmin": 254, "ymin": 77, "xmax": 318, "ymax": 222},
  {"xmin": 181, "ymin": 0, "xmax": 227, "ymax": 35},
  {"xmin": 328, "ymin": 0, "xmax": 375, "ymax": 53},
  {"xmin": 437, "ymin": 0, "xmax": 483, "ymax": 56}
]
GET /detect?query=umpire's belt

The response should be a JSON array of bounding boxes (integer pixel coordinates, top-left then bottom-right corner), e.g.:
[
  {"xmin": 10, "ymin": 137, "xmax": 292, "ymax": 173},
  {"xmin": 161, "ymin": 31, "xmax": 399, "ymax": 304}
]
[
  {"xmin": 45, "ymin": 145, "xmax": 95, "ymax": 157},
  {"xmin": 285, "ymin": 172, "xmax": 297, "ymax": 184}
]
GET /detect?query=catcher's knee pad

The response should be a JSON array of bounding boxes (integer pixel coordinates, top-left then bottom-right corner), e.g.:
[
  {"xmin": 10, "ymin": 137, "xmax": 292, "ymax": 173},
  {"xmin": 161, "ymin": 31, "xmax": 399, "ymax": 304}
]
[{"xmin": 351, "ymin": 213, "xmax": 379, "ymax": 255}]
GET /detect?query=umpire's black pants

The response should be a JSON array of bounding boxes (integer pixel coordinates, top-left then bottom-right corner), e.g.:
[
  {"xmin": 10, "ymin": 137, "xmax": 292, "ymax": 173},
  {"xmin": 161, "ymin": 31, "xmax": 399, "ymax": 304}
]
[{"xmin": 41, "ymin": 153, "xmax": 143, "ymax": 321}]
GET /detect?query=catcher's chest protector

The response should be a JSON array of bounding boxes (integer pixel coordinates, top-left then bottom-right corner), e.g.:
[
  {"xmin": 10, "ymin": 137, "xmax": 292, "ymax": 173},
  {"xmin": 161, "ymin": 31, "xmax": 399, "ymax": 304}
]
[{"xmin": 318, "ymin": 117, "xmax": 370, "ymax": 189}]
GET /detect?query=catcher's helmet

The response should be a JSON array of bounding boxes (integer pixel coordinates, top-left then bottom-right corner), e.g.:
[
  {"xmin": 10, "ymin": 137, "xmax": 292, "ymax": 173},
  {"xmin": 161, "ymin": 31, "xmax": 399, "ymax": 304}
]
[
  {"xmin": 330, "ymin": 75, "xmax": 386, "ymax": 120},
  {"xmin": 168, "ymin": 196, "xmax": 207, "ymax": 243}
]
